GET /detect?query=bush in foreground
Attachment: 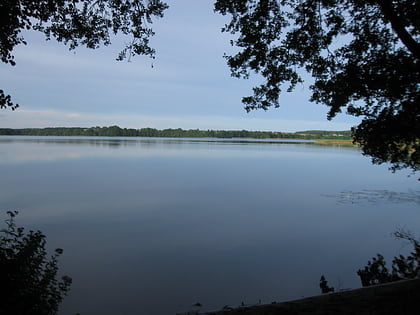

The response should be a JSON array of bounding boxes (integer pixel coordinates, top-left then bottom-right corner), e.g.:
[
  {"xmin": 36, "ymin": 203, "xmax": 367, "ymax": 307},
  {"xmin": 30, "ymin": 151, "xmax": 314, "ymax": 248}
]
[
  {"xmin": 358, "ymin": 230, "xmax": 420, "ymax": 287},
  {"xmin": 0, "ymin": 211, "xmax": 71, "ymax": 315}
]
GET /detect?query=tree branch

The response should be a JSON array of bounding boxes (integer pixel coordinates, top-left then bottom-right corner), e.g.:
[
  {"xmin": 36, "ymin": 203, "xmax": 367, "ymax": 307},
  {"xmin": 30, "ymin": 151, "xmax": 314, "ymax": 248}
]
[{"xmin": 377, "ymin": 0, "xmax": 420, "ymax": 60}]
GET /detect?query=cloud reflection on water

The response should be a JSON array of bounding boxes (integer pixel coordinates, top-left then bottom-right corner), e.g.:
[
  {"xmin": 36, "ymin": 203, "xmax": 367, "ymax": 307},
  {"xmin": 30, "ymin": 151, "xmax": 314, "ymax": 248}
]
[{"xmin": 0, "ymin": 136, "xmax": 324, "ymax": 164}]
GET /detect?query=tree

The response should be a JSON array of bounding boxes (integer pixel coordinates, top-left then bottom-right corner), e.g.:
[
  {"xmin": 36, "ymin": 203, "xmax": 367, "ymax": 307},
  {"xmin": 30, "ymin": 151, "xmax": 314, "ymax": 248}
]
[
  {"xmin": 357, "ymin": 230, "xmax": 420, "ymax": 287},
  {"xmin": 357, "ymin": 254, "xmax": 393, "ymax": 286},
  {"xmin": 214, "ymin": 0, "xmax": 419, "ymax": 174},
  {"xmin": 0, "ymin": 211, "xmax": 72, "ymax": 314},
  {"xmin": 2, "ymin": 1, "xmax": 418, "ymax": 174},
  {"xmin": 0, "ymin": 0, "xmax": 168, "ymax": 110}
]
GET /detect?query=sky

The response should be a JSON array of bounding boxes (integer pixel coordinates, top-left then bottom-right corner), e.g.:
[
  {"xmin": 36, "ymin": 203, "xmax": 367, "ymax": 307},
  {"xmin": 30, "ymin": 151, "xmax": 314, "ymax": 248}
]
[{"xmin": 0, "ymin": 0, "xmax": 361, "ymax": 132}]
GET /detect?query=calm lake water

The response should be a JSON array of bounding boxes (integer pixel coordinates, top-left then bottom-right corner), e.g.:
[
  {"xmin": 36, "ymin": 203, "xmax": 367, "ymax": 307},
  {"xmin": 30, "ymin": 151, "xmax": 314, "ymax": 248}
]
[{"xmin": 0, "ymin": 136, "xmax": 419, "ymax": 315}]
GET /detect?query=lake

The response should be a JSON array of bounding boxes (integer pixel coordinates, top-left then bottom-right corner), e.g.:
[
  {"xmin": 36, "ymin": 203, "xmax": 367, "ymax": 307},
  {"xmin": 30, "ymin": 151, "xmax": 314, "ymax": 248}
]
[{"xmin": 0, "ymin": 136, "xmax": 419, "ymax": 315}]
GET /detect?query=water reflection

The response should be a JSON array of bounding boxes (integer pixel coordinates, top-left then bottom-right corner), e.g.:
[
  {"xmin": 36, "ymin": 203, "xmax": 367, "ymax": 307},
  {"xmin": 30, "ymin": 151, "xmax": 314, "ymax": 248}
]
[
  {"xmin": 0, "ymin": 136, "xmax": 418, "ymax": 315},
  {"xmin": 0, "ymin": 136, "xmax": 314, "ymax": 145},
  {"xmin": 0, "ymin": 136, "xmax": 327, "ymax": 164}
]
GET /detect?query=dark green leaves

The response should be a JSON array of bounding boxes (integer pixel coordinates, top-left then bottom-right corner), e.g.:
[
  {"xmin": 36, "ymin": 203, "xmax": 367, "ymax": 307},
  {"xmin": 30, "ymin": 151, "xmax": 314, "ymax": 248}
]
[
  {"xmin": 215, "ymin": 0, "xmax": 419, "ymax": 174},
  {"xmin": 357, "ymin": 230, "xmax": 420, "ymax": 287},
  {"xmin": 0, "ymin": 211, "xmax": 72, "ymax": 315},
  {"xmin": 0, "ymin": 0, "xmax": 168, "ymax": 63},
  {"xmin": 0, "ymin": 0, "xmax": 168, "ymax": 110},
  {"xmin": 0, "ymin": 89, "xmax": 18, "ymax": 110}
]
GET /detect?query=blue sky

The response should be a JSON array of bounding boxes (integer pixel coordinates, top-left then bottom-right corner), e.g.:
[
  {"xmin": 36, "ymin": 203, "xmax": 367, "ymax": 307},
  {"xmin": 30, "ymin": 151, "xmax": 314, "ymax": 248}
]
[{"xmin": 0, "ymin": 0, "xmax": 361, "ymax": 132}]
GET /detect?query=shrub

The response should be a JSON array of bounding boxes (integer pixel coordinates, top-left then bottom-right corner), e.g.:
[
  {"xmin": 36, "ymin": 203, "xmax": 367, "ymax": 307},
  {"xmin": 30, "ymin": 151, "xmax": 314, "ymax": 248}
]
[
  {"xmin": 357, "ymin": 230, "xmax": 420, "ymax": 287},
  {"xmin": 319, "ymin": 275, "xmax": 334, "ymax": 293},
  {"xmin": 0, "ymin": 211, "xmax": 71, "ymax": 314}
]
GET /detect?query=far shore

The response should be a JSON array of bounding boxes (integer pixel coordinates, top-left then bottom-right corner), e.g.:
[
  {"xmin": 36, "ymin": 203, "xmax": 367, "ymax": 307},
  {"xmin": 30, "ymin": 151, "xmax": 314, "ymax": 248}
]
[
  {"xmin": 313, "ymin": 139, "xmax": 356, "ymax": 146},
  {"xmin": 0, "ymin": 126, "xmax": 353, "ymax": 143}
]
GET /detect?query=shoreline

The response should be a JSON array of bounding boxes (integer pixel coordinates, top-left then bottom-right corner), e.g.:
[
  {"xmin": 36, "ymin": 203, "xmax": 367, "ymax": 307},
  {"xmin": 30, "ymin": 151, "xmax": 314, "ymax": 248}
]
[{"xmin": 203, "ymin": 279, "xmax": 420, "ymax": 314}]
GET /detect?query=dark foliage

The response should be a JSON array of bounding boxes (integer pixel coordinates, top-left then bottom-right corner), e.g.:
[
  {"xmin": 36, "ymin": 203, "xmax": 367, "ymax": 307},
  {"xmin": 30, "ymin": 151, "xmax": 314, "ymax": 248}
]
[
  {"xmin": 357, "ymin": 230, "xmax": 420, "ymax": 287},
  {"xmin": 2, "ymin": 1, "xmax": 418, "ymax": 174},
  {"xmin": 357, "ymin": 254, "xmax": 393, "ymax": 286},
  {"xmin": 319, "ymin": 275, "xmax": 334, "ymax": 293},
  {"xmin": 214, "ymin": 0, "xmax": 419, "ymax": 174},
  {"xmin": 391, "ymin": 230, "xmax": 420, "ymax": 279},
  {"xmin": 0, "ymin": 0, "xmax": 168, "ymax": 109},
  {"xmin": 0, "ymin": 89, "xmax": 18, "ymax": 110},
  {"xmin": 0, "ymin": 211, "xmax": 72, "ymax": 315}
]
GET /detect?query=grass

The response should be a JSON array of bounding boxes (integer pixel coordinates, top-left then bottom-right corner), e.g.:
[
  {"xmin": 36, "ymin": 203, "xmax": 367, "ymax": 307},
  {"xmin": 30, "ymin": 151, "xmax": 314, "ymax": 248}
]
[{"xmin": 313, "ymin": 139, "xmax": 356, "ymax": 146}]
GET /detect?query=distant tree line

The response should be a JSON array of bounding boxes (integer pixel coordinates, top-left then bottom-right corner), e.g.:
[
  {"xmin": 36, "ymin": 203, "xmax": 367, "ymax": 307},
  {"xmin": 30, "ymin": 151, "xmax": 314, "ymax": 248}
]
[{"xmin": 0, "ymin": 126, "xmax": 352, "ymax": 140}]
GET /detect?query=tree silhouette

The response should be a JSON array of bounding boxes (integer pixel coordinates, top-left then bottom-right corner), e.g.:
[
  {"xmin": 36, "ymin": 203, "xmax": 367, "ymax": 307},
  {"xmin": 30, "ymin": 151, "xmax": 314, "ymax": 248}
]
[
  {"xmin": 358, "ymin": 230, "xmax": 420, "ymax": 287},
  {"xmin": 0, "ymin": 211, "xmax": 72, "ymax": 315},
  {"xmin": 1, "ymin": 1, "xmax": 418, "ymax": 173},
  {"xmin": 214, "ymin": 0, "xmax": 419, "ymax": 174},
  {"xmin": 357, "ymin": 254, "xmax": 393, "ymax": 286},
  {"xmin": 319, "ymin": 275, "xmax": 334, "ymax": 293},
  {"xmin": 0, "ymin": 0, "xmax": 168, "ymax": 110}
]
